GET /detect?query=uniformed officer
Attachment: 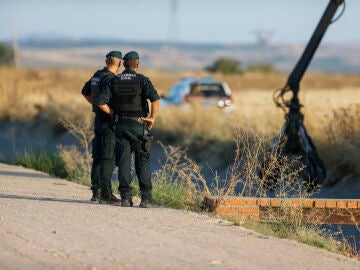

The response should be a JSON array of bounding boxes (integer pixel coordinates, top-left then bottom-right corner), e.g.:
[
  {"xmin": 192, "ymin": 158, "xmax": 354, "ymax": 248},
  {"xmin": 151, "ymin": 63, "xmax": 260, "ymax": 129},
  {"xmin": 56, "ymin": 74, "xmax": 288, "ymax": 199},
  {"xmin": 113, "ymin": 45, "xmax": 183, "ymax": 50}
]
[
  {"xmin": 81, "ymin": 51, "xmax": 122, "ymax": 203},
  {"xmin": 97, "ymin": 51, "xmax": 162, "ymax": 208}
]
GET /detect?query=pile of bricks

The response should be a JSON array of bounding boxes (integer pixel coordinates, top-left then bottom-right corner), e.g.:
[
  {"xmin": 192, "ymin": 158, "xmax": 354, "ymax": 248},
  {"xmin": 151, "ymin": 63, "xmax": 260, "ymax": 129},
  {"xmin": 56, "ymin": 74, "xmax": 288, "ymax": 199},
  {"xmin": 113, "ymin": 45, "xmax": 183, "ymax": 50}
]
[{"xmin": 204, "ymin": 196, "xmax": 360, "ymax": 225}]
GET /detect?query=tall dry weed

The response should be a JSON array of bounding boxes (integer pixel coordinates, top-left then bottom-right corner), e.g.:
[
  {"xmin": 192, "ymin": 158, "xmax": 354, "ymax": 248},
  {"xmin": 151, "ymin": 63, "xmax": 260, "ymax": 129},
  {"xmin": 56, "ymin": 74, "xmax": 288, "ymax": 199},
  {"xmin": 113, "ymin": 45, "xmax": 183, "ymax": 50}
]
[
  {"xmin": 56, "ymin": 109, "xmax": 94, "ymax": 185},
  {"xmin": 155, "ymin": 142, "xmax": 211, "ymax": 209},
  {"xmin": 157, "ymin": 127, "xmax": 317, "ymax": 207},
  {"xmin": 213, "ymin": 130, "xmax": 346, "ymax": 253},
  {"xmin": 321, "ymin": 104, "xmax": 360, "ymax": 185},
  {"xmin": 157, "ymin": 127, "xmax": 331, "ymax": 251}
]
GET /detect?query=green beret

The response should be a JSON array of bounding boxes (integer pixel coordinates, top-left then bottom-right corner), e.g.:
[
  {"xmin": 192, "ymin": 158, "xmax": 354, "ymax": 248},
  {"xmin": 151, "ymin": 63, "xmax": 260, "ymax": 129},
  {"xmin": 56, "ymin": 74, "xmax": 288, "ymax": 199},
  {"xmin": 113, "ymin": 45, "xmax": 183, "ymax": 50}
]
[
  {"xmin": 123, "ymin": 51, "xmax": 139, "ymax": 61},
  {"xmin": 106, "ymin": 51, "xmax": 122, "ymax": 59}
]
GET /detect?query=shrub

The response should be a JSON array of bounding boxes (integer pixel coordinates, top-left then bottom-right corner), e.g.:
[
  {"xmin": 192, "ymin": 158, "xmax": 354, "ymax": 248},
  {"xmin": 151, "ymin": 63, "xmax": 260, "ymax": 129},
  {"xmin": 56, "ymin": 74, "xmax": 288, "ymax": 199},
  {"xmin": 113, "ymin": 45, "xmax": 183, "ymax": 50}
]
[
  {"xmin": 205, "ymin": 58, "xmax": 243, "ymax": 74},
  {"xmin": 0, "ymin": 43, "xmax": 14, "ymax": 66},
  {"xmin": 246, "ymin": 62, "xmax": 277, "ymax": 73}
]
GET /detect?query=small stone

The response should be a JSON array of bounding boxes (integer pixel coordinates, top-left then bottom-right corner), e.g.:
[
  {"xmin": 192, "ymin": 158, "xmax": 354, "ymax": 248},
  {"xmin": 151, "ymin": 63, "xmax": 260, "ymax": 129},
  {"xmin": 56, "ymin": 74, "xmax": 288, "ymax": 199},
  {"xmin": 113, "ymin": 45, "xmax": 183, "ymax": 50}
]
[
  {"xmin": 0, "ymin": 216, "xmax": 4, "ymax": 220},
  {"xmin": 210, "ymin": 260, "xmax": 223, "ymax": 265},
  {"xmin": 53, "ymin": 230, "xmax": 57, "ymax": 234},
  {"xmin": 234, "ymin": 221, "xmax": 243, "ymax": 226}
]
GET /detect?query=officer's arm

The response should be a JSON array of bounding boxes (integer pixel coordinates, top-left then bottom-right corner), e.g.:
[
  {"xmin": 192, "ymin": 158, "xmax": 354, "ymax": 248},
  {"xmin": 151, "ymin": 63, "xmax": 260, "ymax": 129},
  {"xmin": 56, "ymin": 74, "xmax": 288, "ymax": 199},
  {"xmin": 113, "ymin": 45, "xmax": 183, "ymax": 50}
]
[
  {"xmin": 141, "ymin": 99, "xmax": 159, "ymax": 130},
  {"xmin": 84, "ymin": 95, "xmax": 92, "ymax": 104},
  {"xmin": 140, "ymin": 77, "xmax": 160, "ymax": 130},
  {"xmin": 98, "ymin": 104, "xmax": 114, "ymax": 115},
  {"xmin": 95, "ymin": 80, "xmax": 113, "ymax": 115},
  {"xmin": 140, "ymin": 99, "xmax": 159, "ymax": 130},
  {"xmin": 81, "ymin": 80, "xmax": 92, "ymax": 104}
]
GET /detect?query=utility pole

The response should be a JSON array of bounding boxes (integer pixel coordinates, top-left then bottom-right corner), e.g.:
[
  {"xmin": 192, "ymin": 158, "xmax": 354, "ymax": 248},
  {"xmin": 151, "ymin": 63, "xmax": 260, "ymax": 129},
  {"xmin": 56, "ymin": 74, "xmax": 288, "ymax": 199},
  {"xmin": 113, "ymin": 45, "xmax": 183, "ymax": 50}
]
[
  {"xmin": 164, "ymin": 0, "xmax": 180, "ymax": 70},
  {"xmin": 12, "ymin": 29, "xmax": 21, "ymax": 68},
  {"xmin": 253, "ymin": 29, "xmax": 273, "ymax": 62},
  {"xmin": 167, "ymin": 0, "xmax": 179, "ymax": 45}
]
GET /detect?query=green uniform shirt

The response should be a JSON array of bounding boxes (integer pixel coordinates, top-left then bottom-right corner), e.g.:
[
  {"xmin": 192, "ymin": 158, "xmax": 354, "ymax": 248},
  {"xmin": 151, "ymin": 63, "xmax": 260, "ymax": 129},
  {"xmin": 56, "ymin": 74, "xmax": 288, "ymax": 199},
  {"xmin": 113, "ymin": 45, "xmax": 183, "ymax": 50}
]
[{"xmin": 96, "ymin": 69, "xmax": 160, "ymax": 108}]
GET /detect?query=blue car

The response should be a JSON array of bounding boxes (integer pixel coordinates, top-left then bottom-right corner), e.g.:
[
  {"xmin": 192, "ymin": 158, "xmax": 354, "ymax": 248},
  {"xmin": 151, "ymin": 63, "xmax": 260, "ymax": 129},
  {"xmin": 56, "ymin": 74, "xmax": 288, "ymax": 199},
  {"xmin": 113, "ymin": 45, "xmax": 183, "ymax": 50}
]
[{"xmin": 161, "ymin": 77, "xmax": 215, "ymax": 106}]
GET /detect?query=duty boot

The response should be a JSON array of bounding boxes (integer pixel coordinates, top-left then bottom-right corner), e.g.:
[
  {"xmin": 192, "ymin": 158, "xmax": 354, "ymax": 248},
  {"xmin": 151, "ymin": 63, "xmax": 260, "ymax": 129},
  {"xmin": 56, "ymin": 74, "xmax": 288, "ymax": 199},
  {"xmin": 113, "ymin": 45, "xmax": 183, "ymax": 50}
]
[
  {"xmin": 99, "ymin": 193, "xmax": 120, "ymax": 205},
  {"xmin": 139, "ymin": 197, "xmax": 163, "ymax": 208},
  {"xmin": 120, "ymin": 192, "xmax": 133, "ymax": 207},
  {"xmin": 121, "ymin": 198, "xmax": 134, "ymax": 207},
  {"xmin": 90, "ymin": 189, "xmax": 100, "ymax": 202},
  {"xmin": 110, "ymin": 193, "xmax": 121, "ymax": 203}
]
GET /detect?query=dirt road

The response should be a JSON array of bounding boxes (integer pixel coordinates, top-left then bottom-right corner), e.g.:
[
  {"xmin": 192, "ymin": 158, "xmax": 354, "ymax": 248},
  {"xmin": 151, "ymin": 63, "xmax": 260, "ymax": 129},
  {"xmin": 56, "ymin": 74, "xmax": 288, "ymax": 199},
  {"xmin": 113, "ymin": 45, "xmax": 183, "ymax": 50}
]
[{"xmin": 0, "ymin": 163, "xmax": 359, "ymax": 270}]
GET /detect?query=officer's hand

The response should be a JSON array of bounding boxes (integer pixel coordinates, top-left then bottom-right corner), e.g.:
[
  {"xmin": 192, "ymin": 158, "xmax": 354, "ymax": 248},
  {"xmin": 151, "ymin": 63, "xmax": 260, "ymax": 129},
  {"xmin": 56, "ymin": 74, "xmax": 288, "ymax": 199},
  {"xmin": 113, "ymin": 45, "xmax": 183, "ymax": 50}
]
[{"xmin": 141, "ymin": 116, "xmax": 155, "ymax": 130}]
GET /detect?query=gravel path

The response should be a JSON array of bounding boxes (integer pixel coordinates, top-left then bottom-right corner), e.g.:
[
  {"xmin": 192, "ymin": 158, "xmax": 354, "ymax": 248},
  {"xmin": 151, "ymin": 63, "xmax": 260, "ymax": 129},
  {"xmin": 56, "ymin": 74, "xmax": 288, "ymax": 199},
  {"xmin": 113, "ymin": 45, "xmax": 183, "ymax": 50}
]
[{"xmin": 0, "ymin": 162, "xmax": 359, "ymax": 270}]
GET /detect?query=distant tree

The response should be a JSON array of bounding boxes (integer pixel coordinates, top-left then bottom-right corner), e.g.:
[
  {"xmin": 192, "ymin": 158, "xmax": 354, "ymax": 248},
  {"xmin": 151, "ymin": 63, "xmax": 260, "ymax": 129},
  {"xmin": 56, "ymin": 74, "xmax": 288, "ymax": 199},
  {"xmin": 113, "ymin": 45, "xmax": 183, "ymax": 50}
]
[
  {"xmin": 0, "ymin": 43, "xmax": 15, "ymax": 66},
  {"xmin": 205, "ymin": 58, "xmax": 243, "ymax": 74},
  {"xmin": 246, "ymin": 62, "xmax": 277, "ymax": 73}
]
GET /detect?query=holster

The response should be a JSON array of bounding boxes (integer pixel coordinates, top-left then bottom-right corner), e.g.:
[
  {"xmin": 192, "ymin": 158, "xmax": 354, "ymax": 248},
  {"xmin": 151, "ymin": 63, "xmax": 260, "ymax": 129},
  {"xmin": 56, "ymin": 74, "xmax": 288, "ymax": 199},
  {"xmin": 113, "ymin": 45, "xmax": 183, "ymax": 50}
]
[
  {"xmin": 110, "ymin": 115, "xmax": 117, "ymax": 131},
  {"xmin": 121, "ymin": 129, "xmax": 153, "ymax": 153},
  {"xmin": 141, "ymin": 133, "xmax": 153, "ymax": 152}
]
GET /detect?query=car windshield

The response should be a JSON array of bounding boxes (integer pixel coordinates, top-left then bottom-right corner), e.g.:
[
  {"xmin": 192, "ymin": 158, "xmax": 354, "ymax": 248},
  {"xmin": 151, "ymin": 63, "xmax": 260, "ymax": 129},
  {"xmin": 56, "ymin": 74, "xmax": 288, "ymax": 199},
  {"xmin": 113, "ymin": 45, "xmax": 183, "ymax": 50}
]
[{"xmin": 190, "ymin": 84, "xmax": 227, "ymax": 97}]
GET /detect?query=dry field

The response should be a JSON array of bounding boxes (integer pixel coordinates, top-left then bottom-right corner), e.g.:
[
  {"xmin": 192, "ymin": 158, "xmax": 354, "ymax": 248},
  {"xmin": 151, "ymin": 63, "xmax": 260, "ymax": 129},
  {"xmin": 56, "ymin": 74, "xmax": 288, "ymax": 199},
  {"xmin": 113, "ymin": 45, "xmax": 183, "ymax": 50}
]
[
  {"xmin": 0, "ymin": 67, "xmax": 359, "ymax": 180},
  {"xmin": 1, "ymin": 66, "xmax": 359, "ymax": 123}
]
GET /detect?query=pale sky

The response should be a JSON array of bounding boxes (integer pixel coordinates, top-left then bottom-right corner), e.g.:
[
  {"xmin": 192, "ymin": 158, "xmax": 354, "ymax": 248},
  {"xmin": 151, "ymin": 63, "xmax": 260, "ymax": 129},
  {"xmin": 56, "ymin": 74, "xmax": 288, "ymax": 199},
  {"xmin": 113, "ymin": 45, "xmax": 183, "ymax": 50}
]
[{"xmin": 0, "ymin": 0, "xmax": 359, "ymax": 44}]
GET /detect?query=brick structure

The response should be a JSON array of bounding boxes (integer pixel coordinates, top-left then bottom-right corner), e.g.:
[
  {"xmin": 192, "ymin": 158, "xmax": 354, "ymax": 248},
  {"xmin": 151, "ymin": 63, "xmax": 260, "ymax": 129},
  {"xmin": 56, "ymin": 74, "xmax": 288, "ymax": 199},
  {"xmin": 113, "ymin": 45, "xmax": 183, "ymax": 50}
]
[{"xmin": 204, "ymin": 196, "xmax": 360, "ymax": 225}]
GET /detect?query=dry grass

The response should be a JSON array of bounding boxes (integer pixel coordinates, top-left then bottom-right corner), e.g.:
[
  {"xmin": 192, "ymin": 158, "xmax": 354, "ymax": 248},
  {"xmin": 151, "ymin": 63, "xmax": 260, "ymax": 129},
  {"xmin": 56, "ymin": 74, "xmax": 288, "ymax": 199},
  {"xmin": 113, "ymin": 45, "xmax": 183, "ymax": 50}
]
[
  {"xmin": 3, "ymin": 66, "xmax": 357, "ymax": 256},
  {"xmin": 0, "ymin": 67, "xmax": 91, "ymax": 121},
  {"xmin": 1, "ymin": 66, "xmax": 359, "ymax": 120},
  {"xmin": 1, "ymin": 66, "xmax": 359, "ymax": 180},
  {"xmin": 320, "ymin": 104, "xmax": 360, "ymax": 184},
  {"xmin": 154, "ymin": 129, "xmax": 358, "ymax": 257},
  {"xmin": 155, "ymin": 88, "xmax": 360, "ymax": 179}
]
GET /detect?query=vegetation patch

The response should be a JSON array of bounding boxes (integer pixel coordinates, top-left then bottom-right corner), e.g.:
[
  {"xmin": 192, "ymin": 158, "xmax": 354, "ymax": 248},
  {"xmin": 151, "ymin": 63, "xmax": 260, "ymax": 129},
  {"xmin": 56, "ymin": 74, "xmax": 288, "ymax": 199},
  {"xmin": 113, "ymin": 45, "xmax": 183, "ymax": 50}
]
[
  {"xmin": 1, "ymin": 67, "xmax": 359, "ymax": 257},
  {"xmin": 16, "ymin": 149, "xmax": 68, "ymax": 179}
]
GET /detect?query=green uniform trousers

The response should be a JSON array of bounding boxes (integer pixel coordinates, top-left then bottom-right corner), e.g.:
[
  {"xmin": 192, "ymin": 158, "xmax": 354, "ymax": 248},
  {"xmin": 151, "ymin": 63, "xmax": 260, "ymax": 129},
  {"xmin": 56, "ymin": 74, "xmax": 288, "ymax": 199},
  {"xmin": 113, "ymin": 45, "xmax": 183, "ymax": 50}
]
[
  {"xmin": 115, "ymin": 119, "xmax": 152, "ymax": 200},
  {"xmin": 91, "ymin": 116, "xmax": 116, "ymax": 198}
]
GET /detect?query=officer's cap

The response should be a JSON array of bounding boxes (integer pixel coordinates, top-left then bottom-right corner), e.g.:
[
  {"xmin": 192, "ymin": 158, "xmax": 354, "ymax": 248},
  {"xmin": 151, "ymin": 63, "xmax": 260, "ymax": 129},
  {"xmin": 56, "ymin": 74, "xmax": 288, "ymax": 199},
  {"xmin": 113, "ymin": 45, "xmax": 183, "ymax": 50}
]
[
  {"xmin": 106, "ymin": 51, "xmax": 122, "ymax": 59},
  {"xmin": 123, "ymin": 51, "xmax": 139, "ymax": 61}
]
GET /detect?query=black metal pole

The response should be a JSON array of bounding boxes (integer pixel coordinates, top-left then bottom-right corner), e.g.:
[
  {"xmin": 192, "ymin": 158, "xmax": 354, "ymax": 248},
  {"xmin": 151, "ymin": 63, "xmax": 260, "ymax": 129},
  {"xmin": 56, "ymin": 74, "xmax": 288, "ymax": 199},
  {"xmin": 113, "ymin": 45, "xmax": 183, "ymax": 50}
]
[
  {"xmin": 287, "ymin": 0, "xmax": 344, "ymax": 95},
  {"xmin": 263, "ymin": 0, "xmax": 346, "ymax": 189}
]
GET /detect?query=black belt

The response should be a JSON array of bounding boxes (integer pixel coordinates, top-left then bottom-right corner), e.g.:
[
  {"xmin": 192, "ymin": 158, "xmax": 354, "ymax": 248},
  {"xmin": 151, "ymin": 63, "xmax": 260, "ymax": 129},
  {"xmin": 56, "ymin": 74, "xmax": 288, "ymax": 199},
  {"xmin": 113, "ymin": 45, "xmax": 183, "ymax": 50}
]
[{"xmin": 114, "ymin": 115, "xmax": 144, "ymax": 124}]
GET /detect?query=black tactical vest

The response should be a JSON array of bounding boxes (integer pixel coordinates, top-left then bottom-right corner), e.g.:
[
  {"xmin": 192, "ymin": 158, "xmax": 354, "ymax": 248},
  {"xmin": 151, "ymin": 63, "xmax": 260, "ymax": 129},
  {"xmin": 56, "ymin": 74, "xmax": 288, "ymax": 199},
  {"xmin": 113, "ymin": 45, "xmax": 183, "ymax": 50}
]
[
  {"xmin": 111, "ymin": 72, "xmax": 145, "ymax": 116},
  {"xmin": 90, "ymin": 69, "xmax": 110, "ymax": 113}
]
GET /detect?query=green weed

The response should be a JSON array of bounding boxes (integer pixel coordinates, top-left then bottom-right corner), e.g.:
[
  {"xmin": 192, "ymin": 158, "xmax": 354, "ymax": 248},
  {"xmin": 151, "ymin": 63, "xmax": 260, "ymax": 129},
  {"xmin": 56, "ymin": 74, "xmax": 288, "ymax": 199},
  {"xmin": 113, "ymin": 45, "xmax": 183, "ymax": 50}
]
[
  {"xmin": 241, "ymin": 220, "xmax": 341, "ymax": 254},
  {"xmin": 16, "ymin": 149, "xmax": 68, "ymax": 179}
]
